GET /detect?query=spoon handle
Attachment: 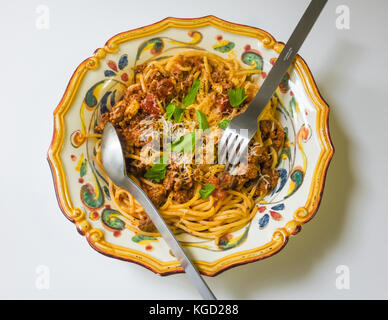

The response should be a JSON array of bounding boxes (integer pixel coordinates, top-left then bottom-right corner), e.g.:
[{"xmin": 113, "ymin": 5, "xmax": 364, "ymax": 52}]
[{"xmin": 120, "ymin": 176, "xmax": 217, "ymax": 300}]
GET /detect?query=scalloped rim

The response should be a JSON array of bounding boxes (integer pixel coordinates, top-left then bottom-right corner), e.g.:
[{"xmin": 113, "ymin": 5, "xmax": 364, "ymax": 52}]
[{"xmin": 47, "ymin": 15, "xmax": 334, "ymax": 277}]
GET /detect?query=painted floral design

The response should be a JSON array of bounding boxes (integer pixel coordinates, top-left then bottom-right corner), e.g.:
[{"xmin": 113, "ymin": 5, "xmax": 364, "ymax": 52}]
[
  {"xmin": 213, "ymin": 35, "xmax": 235, "ymax": 53},
  {"xmin": 104, "ymin": 54, "xmax": 130, "ymax": 82}
]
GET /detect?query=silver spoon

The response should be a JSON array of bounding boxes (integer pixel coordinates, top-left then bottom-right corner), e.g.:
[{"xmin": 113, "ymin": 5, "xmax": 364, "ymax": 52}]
[{"xmin": 101, "ymin": 122, "xmax": 216, "ymax": 300}]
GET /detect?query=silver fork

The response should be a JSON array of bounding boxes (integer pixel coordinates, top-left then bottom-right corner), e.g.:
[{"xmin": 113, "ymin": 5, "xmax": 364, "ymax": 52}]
[{"xmin": 218, "ymin": 0, "xmax": 327, "ymax": 172}]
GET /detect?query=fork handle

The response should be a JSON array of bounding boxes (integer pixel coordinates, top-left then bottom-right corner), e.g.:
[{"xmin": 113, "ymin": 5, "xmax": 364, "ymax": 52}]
[{"xmin": 236, "ymin": 0, "xmax": 327, "ymax": 138}]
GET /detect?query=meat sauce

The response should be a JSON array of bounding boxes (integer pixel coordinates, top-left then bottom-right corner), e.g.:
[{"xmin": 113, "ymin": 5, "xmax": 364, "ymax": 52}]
[{"xmin": 95, "ymin": 56, "xmax": 285, "ymax": 232}]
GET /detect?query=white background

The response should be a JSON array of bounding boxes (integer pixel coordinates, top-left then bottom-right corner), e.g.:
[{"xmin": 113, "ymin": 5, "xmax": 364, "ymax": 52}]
[{"xmin": 0, "ymin": 0, "xmax": 387, "ymax": 299}]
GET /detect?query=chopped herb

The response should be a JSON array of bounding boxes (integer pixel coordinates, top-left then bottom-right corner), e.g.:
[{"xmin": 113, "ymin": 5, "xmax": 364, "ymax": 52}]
[
  {"xmin": 199, "ymin": 184, "xmax": 216, "ymax": 199},
  {"xmin": 144, "ymin": 163, "xmax": 168, "ymax": 182},
  {"xmin": 217, "ymin": 119, "xmax": 231, "ymax": 130},
  {"xmin": 174, "ymin": 108, "xmax": 185, "ymax": 122},
  {"xmin": 183, "ymin": 79, "xmax": 201, "ymax": 106},
  {"xmin": 227, "ymin": 87, "xmax": 247, "ymax": 107},
  {"xmin": 171, "ymin": 132, "xmax": 197, "ymax": 154},
  {"xmin": 195, "ymin": 110, "xmax": 210, "ymax": 130},
  {"xmin": 159, "ymin": 151, "xmax": 170, "ymax": 165},
  {"xmin": 165, "ymin": 103, "xmax": 175, "ymax": 120},
  {"xmin": 166, "ymin": 103, "xmax": 185, "ymax": 123}
]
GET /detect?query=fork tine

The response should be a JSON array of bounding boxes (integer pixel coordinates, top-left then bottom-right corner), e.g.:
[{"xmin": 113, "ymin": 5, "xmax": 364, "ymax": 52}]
[
  {"xmin": 227, "ymin": 136, "xmax": 244, "ymax": 167},
  {"xmin": 236, "ymin": 139, "xmax": 249, "ymax": 165},
  {"xmin": 223, "ymin": 133, "xmax": 239, "ymax": 167},
  {"xmin": 230, "ymin": 139, "xmax": 249, "ymax": 173},
  {"xmin": 220, "ymin": 131, "xmax": 237, "ymax": 165},
  {"xmin": 226, "ymin": 143, "xmax": 241, "ymax": 174},
  {"xmin": 225, "ymin": 136, "xmax": 249, "ymax": 175},
  {"xmin": 218, "ymin": 130, "xmax": 232, "ymax": 164}
]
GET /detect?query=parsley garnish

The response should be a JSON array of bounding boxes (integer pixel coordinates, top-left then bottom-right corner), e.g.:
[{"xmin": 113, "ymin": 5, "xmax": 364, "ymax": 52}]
[
  {"xmin": 199, "ymin": 184, "xmax": 216, "ymax": 199},
  {"xmin": 144, "ymin": 163, "xmax": 168, "ymax": 182},
  {"xmin": 170, "ymin": 132, "xmax": 197, "ymax": 154},
  {"xmin": 166, "ymin": 103, "xmax": 185, "ymax": 123},
  {"xmin": 217, "ymin": 119, "xmax": 231, "ymax": 130},
  {"xmin": 227, "ymin": 87, "xmax": 247, "ymax": 107},
  {"xmin": 183, "ymin": 79, "xmax": 201, "ymax": 106},
  {"xmin": 195, "ymin": 110, "xmax": 209, "ymax": 130}
]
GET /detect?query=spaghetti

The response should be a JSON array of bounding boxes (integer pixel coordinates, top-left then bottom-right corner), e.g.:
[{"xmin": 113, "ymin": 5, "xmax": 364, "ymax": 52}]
[{"xmin": 94, "ymin": 50, "xmax": 285, "ymax": 242}]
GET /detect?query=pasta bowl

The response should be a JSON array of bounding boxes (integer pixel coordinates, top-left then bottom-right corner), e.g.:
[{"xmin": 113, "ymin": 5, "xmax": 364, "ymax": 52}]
[{"xmin": 47, "ymin": 16, "xmax": 334, "ymax": 276}]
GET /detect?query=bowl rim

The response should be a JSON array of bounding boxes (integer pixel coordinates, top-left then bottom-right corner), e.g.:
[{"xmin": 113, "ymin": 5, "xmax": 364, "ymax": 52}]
[{"xmin": 47, "ymin": 15, "xmax": 334, "ymax": 276}]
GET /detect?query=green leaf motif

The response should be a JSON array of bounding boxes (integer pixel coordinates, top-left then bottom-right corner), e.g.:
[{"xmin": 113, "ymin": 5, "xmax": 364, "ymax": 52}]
[
  {"xmin": 290, "ymin": 96, "xmax": 296, "ymax": 117},
  {"xmin": 218, "ymin": 226, "xmax": 250, "ymax": 250},
  {"xmin": 228, "ymin": 88, "xmax": 247, "ymax": 107},
  {"xmin": 136, "ymin": 38, "xmax": 164, "ymax": 61},
  {"xmin": 214, "ymin": 41, "xmax": 235, "ymax": 53},
  {"xmin": 183, "ymin": 79, "xmax": 201, "ymax": 106},
  {"xmin": 199, "ymin": 184, "xmax": 216, "ymax": 199},
  {"xmin": 195, "ymin": 110, "xmax": 209, "ymax": 130},
  {"xmin": 241, "ymin": 51, "xmax": 264, "ymax": 70},
  {"xmin": 80, "ymin": 182, "xmax": 104, "ymax": 209},
  {"xmin": 285, "ymin": 169, "xmax": 304, "ymax": 199},
  {"xmin": 85, "ymin": 81, "xmax": 105, "ymax": 108},
  {"xmin": 101, "ymin": 209, "xmax": 125, "ymax": 230},
  {"xmin": 132, "ymin": 235, "xmax": 158, "ymax": 243},
  {"xmin": 80, "ymin": 159, "xmax": 87, "ymax": 178}
]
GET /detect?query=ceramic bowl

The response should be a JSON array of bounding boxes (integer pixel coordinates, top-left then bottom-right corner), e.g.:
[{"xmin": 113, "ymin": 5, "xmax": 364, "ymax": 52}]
[{"xmin": 48, "ymin": 16, "xmax": 334, "ymax": 276}]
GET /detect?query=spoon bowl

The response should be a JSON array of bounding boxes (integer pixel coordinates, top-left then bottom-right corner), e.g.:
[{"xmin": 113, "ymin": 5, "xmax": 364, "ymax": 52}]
[{"xmin": 101, "ymin": 122, "xmax": 127, "ymax": 186}]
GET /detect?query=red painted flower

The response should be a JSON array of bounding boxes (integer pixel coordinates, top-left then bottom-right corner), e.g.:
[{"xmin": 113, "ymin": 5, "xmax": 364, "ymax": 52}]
[
  {"xmin": 258, "ymin": 206, "xmax": 266, "ymax": 213},
  {"xmin": 107, "ymin": 60, "xmax": 118, "ymax": 72},
  {"xmin": 121, "ymin": 73, "xmax": 128, "ymax": 82},
  {"xmin": 270, "ymin": 211, "xmax": 282, "ymax": 221}
]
